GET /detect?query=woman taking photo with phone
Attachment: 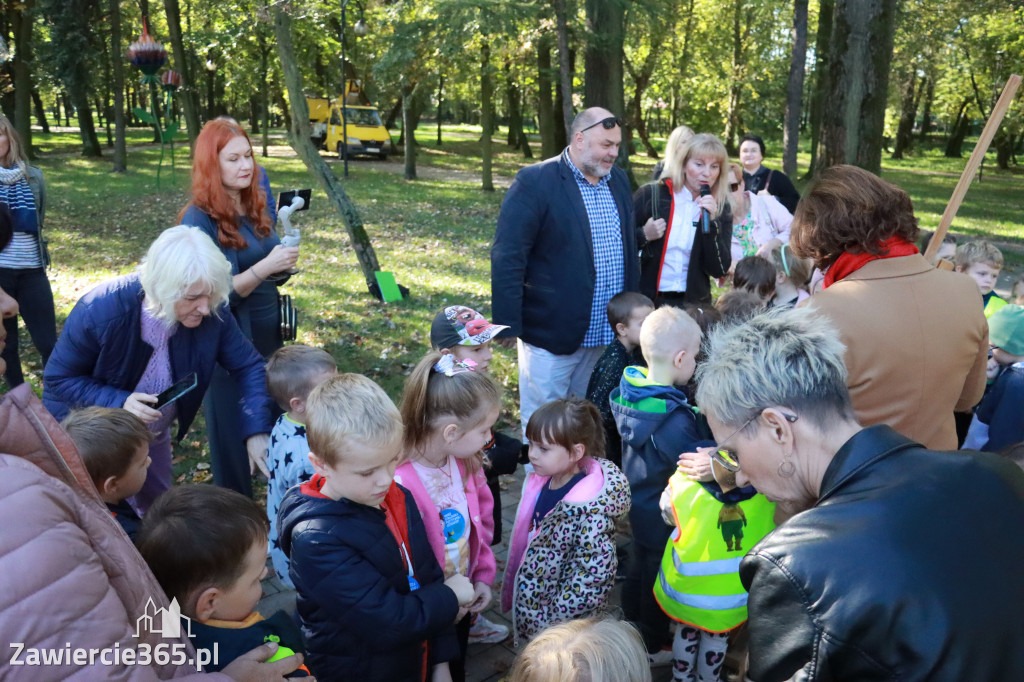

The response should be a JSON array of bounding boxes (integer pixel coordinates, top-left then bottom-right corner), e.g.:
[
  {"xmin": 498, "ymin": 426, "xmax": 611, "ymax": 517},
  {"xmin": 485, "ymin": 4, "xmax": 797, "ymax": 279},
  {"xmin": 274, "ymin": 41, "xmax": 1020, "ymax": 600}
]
[
  {"xmin": 43, "ymin": 226, "xmax": 273, "ymax": 511},
  {"xmin": 179, "ymin": 119, "xmax": 297, "ymax": 497}
]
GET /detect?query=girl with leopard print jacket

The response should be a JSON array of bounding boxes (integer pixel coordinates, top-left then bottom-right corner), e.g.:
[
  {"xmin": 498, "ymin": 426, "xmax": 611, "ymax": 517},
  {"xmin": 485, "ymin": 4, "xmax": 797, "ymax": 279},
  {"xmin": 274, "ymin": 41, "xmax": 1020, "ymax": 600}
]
[{"xmin": 501, "ymin": 398, "xmax": 631, "ymax": 644}]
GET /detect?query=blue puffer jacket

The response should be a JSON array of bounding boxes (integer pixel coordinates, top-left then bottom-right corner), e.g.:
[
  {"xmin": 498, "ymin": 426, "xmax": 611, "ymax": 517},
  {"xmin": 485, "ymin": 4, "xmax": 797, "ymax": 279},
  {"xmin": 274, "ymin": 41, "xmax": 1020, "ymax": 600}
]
[
  {"xmin": 278, "ymin": 479, "xmax": 460, "ymax": 682},
  {"xmin": 610, "ymin": 366, "xmax": 714, "ymax": 549},
  {"xmin": 42, "ymin": 274, "xmax": 272, "ymax": 441}
]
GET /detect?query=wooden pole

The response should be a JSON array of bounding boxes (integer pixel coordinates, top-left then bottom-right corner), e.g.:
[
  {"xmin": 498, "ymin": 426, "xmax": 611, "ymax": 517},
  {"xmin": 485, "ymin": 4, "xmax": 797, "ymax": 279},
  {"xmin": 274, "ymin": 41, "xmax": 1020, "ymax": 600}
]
[{"xmin": 924, "ymin": 74, "xmax": 1021, "ymax": 264}]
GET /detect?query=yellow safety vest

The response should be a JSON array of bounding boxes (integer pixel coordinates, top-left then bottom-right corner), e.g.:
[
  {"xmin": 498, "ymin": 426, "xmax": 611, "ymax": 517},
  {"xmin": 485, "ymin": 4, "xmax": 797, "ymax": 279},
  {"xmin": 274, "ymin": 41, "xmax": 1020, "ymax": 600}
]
[
  {"xmin": 653, "ymin": 471, "xmax": 776, "ymax": 632},
  {"xmin": 985, "ymin": 295, "xmax": 1008, "ymax": 319}
]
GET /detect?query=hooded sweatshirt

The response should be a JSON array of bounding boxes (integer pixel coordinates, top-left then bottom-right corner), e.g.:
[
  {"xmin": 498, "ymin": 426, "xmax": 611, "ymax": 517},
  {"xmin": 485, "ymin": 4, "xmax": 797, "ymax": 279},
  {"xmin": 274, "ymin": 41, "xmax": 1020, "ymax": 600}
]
[
  {"xmin": 502, "ymin": 457, "xmax": 630, "ymax": 643},
  {"xmin": 610, "ymin": 366, "xmax": 713, "ymax": 549},
  {"xmin": 278, "ymin": 478, "xmax": 459, "ymax": 682}
]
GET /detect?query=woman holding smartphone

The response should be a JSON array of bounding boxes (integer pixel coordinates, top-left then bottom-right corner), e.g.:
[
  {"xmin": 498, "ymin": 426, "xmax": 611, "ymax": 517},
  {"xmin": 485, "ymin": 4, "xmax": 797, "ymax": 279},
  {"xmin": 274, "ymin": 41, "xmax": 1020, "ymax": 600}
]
[
  {"xmin": 179, "ymin": 119, "xmax": 297, "ymax": 498},
  {"xmin": 44, "ymin": 226, "xmax": 273, "ymax": 511}
]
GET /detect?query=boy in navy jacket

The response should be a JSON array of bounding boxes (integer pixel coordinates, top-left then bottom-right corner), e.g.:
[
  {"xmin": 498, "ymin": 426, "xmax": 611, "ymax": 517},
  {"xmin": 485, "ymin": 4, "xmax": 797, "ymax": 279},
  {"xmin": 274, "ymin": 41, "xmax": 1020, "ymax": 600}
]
[
  {"xmin": 278, "ymin": 373, "xmax": 476, "ymax": 682},
  {"xmin": 611, "ymin": 306, "xmax": 712, "ymax": 661}
]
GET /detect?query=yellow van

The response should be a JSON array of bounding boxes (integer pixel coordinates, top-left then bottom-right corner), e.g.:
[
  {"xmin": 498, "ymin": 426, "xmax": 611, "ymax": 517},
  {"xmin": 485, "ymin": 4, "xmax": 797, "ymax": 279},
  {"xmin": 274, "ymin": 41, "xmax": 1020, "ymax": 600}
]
[{"xmin": 323, "ymin": 104, "xmax": 393, "ymax": 160}]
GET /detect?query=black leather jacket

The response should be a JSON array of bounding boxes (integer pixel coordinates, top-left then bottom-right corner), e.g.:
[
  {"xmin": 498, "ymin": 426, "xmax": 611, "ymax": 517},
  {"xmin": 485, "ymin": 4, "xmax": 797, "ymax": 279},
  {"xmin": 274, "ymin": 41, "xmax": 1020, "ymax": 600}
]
[{"xmin": 740, "ymin": 425, "xmax": 1024, "ymax": 681}]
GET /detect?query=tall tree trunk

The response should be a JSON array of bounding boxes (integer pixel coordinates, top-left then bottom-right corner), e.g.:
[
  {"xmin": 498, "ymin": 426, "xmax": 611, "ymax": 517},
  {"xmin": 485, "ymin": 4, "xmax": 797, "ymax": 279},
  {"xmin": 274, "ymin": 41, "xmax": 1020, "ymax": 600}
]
[
  {"xmin": 436, "ymin": 73, "xmax": 444, "ymax": 146},
  {"xmin": 110, "ymin": 0, "xmax": 127, "ymax": 171},
  {"xmin": 31, "ymin": 90, "xmax": 50, "ymax": 133},
  {"xmin": 401, "ymin": 81, "xmax": 417, "ymax": 180},
  {"xmin": 11, "ymin": 0, "xmax": 34, "ymax": 158},
  {"xmin": 553, "ymin": 0, "xmax": 574, "ymax": 141},
  {"xmin": 584, "ymin": 0, "xmax": 635, "ymax": 188},
  {"xmin": 270, "ymin": 3, "xmax": 381, "ymax": 293},
  {"xmin": 782, "ymin": 0, "xmax": 808, "ymax": 177},
  {"xmin": 164, "ymin": 0, "xmax": 201, "ymax": 151},
  {"xmin": 944, "ymin": 100, "xmax": 971, "ymax": 158},
  {"xmin": 891, "ymin": 70, "xmax": 922, "ymax": 159},
  {"xmin": 674, "ymin": 0, "xmax": 696, "ymax": 127},
  {"xmin": 259, "ymin": 24, "xmax": 270, "ymax": 157},
  {"xmin": 553, "ymin": 48, "xmax": 571, "ymax": 150},
  {"xmin": 723, "ymin": 0, "xmax": 748, "ymax": 155},
  {"xmin": 625, "ymin": 14, "xmax": 673, "ymax": 159},
  {"xmin": 480, "ymin": 41, "xmax": 494, "ymax": 192},
  {"xmin": 537, "ymin": 34, "xmax": 558, "ymax": 158},
  {"xmin": 805, "ymin": 0, "xmax": 834, "ymax": 177},
  {"xmin": 819, "ymin": 0, "xmax": 898, "ymax": 174},
  {"xmin": 918, "ymin": 73, "xmax": 935, "ymax": 141},
  {"xmin": 504, "ymin": 63, "xmax": 532, "ymax": 159}
]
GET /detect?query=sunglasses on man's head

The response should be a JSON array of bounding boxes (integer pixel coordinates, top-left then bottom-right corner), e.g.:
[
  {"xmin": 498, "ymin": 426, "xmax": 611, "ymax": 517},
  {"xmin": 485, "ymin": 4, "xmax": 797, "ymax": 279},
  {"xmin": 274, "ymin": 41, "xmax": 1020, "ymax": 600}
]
[{"xmin": 579, "ymin": 116, "xmax": 625, "ymax": 133}]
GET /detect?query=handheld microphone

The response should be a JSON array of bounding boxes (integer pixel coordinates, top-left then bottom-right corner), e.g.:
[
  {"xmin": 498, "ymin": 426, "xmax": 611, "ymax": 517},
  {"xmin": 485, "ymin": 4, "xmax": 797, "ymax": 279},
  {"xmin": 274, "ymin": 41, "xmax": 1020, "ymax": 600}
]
[{"xmin": 699, "ymin": 183, "xmax": 712, "ymax": 234}]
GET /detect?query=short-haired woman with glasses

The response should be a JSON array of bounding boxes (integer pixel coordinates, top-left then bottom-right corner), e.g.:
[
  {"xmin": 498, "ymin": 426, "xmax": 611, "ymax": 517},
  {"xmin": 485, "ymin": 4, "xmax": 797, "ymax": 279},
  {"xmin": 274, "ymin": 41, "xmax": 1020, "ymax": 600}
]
[{"xmin": 696, "ymin": 306, "xmax": 1024, "ymax": 682}]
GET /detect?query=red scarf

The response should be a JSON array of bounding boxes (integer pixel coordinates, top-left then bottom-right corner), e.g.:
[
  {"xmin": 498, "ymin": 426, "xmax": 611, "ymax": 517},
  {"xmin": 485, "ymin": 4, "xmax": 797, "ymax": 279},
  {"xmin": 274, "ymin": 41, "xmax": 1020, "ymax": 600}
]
[{"xmin": 823, "ymin": 236, "xmax": 919, "ymax": 289}]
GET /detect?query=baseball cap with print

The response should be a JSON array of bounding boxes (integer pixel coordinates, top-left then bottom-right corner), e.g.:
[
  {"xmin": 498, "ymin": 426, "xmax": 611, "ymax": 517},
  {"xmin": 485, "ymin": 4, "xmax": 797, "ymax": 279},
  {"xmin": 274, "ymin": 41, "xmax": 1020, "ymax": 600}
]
[{"xmin": 430, "ymin": 305, "xmax": 509, "ymax": 349}]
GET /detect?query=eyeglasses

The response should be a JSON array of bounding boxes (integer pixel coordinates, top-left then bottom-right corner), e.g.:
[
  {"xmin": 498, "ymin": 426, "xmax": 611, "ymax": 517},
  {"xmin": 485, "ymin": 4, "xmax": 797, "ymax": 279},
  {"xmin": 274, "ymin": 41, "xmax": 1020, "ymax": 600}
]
[
  {"xmin": 579, "ymin": 116, "xmax": 624, "ymax": 133},
  {"xmin": 712, "ymin": 410, "xmax": 799, "ymax": 472},
  {"xmin": 729, "ymin": 182, "xmax": 741, "ymax": 191}
]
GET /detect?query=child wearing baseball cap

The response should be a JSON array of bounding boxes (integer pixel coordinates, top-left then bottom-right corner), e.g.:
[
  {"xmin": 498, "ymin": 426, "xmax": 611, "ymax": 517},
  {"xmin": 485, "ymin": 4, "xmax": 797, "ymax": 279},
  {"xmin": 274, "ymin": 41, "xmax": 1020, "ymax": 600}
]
[{"xmin": 430, "ymin": 305, "xmax": 516, "ymax": 645}]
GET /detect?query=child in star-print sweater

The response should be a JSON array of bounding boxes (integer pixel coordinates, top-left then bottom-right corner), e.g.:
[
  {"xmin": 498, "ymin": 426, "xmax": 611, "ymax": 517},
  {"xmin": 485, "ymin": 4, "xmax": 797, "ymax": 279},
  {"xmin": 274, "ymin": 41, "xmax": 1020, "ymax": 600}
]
[{"xmin": 265, "ymin": 345, "xmax": 338, "ymax": 587}]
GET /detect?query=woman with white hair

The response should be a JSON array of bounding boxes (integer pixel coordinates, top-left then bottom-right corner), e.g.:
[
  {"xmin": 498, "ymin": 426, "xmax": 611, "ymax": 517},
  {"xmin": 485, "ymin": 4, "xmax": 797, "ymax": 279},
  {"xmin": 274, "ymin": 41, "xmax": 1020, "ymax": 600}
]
[
  {"xmin": 694, "ymin": 308, "xmax": 1024, "ymax": 682},
  {"xmin": 43, "ymin": 226, "xmax": 273, "ymax": 511}
]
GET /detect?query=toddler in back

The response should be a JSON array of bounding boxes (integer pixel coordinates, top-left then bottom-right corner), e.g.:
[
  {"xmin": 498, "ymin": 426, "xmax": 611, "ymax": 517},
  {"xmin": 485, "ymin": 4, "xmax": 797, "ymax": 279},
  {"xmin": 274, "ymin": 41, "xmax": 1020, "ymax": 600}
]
[
  {"xmin": 62, "ymin": 406, "xmax": 153, "ymax": 541},
  {"xmin": 586, "ymin": 291, "xmax": 655, "ymax": 465},
  {"xmin": 955, "ymin": 239, "xmax": 1006, "ymax": 317},
  {"xmin": 767, "ymin": 243, "xmax": 812, "ymax": 309},
  {"xmin": 264, "ymin": 344, "xmax": 337, "ymax": 587},
  {"xmin": 507, "ymin": 617, "xmax": 651, "ymax": 682},
  {"xmin": 503, "ymin": 397, "xmax": 630, "ymax": 643}
]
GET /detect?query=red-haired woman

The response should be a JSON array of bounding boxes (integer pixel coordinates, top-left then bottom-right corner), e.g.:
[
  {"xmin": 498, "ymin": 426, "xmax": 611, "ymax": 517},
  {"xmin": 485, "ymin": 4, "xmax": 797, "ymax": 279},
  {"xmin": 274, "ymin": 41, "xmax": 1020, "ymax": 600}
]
[{"xmin": 179, "ymin": 120, "xmax": 298, "ymax": 497}]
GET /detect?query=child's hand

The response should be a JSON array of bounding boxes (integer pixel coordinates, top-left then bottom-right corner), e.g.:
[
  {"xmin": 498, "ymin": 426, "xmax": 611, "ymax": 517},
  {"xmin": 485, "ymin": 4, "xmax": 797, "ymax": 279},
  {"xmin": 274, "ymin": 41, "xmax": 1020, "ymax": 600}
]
[
  {"xmin": 467, "ymin": 581, "xmax": 492, "ymax": 613},
  {"xmin": 432, "ymin": 662, "xmax": 454, "ymax": 682},
  {"xmin": 987, "ymin": 355, "xmax": 1000, "ymax": 380},
  {"xmin": 444, "ymin": 574, "xmax": 475, "ymax": 605}
]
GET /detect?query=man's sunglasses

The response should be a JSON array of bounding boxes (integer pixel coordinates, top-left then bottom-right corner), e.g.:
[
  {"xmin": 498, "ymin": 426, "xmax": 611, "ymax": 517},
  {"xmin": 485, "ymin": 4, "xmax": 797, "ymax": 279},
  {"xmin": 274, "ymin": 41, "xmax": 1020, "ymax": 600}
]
[{"xmin": 579, "ymin": 116, "xmax": 625, "ymax": 133}]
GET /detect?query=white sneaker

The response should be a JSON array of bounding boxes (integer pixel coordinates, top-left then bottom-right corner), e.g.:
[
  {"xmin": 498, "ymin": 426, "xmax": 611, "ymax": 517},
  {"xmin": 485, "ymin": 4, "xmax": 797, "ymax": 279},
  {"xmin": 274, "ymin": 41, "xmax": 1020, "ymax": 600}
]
[
  {"xmin": 647, "ymin": 647, "xmax": 674, "ymax": 667},
  {"xmin": 468, "ymin": 614, "xmax": 510, "ymax": 644}
]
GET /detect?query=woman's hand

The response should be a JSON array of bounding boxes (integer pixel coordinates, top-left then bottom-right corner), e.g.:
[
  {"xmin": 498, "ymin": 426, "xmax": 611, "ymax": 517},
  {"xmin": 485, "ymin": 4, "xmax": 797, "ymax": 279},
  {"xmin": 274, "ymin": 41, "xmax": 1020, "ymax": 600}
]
[
  {"xmin": 696, "ymin": 192, "xmax": 719, "ymax": 218},
  {"xmin": 246, "ymin": 433, "xmax": 271, "ymax": 478},
  {"xmin": 467, "ymin": 581, "xmax": 492, "ymax": 614},
  {"xmin": 756, "ymin": 238, "xmax": 784, "ymax": 259},
  {"xmin": 258, "ymin": 244, "xmax": 300, "ymax": 278},
  {"xmin": 123, "ymin": 393, "xmax": 162, "ymax": 424},
  {"xmin": 643, "ymin": 217, "xmax": 667, "ymax": 242},
  {"xmin": 677, "ymin": 447, "xmax": 715, "ymax": 482}
]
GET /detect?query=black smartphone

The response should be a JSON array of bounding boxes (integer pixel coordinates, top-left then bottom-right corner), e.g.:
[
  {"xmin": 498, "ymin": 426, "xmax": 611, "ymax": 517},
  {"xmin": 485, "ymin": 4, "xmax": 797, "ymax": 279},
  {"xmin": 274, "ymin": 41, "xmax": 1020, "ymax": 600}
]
[
  {"xmin": 278, "ymin": 189, "xmax": 312, "ymax": 211},
  {"xmin": 153, "ymin": 372, "xmax": 199, "ymax": 410}
]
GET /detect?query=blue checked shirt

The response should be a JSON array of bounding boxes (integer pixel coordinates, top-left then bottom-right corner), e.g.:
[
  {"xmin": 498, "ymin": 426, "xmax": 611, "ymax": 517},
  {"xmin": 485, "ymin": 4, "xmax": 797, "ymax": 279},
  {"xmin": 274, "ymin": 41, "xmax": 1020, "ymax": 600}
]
[{"xmin": 564, "ymin": 149, "xmax": 625, "ymax": 347}]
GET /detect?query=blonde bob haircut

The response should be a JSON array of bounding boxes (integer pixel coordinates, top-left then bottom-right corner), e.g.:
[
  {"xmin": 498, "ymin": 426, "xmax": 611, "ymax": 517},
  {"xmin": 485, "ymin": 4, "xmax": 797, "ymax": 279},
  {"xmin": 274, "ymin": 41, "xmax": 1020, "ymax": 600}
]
[
  {"xmin": 0, "ymin": 115, "xmax": 28, "ymax": 172},
  {"xmin": 507, "ymin": 617, "xmax": 651, "ymax": 682},
  {"xmin": 137, "ymin": 225, "xmax": 233, "ymax": 325},
  {"xmin": 658, "ymin": 125, "xmax": 696, "ymax": 182},
  {"xmin": 306, "ymin": 373, "xmax": 404, "ymax": 468},
  {"xmin": 664, "ymin": 133, "xmax": 730, "ymax": 214}
]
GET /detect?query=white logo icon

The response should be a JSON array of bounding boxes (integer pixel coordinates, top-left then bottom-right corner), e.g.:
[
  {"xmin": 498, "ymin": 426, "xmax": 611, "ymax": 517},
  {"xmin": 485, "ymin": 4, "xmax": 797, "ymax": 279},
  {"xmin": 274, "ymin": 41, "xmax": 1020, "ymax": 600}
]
[{"xmin": 134, "ymin": 598, "xmax": 194, "ymax": 639}]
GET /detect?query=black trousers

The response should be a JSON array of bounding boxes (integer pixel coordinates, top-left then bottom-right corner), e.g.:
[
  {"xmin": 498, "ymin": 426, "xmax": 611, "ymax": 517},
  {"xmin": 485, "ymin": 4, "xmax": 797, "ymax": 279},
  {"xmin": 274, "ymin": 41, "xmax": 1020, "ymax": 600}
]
[
  {"xmin": 622, "ymin": 541, "xmax": 672, "ymax": 653},
  {"xmin": 0, "ymin": 267, "xmax": 56, "ymax": 387}
]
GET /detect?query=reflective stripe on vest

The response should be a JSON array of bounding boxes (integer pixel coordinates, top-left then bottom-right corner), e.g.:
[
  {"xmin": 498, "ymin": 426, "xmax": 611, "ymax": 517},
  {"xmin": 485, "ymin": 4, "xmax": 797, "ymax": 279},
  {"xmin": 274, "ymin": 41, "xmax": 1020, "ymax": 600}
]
[{"xmin": 653, "ymin": 471, "xmax": 776, "ymax": 632}]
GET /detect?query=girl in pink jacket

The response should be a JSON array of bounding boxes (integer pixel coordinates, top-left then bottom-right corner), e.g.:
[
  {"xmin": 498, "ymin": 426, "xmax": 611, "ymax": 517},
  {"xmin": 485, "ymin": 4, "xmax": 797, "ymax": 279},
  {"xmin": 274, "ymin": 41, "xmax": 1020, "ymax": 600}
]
[
  {"xmin": 502, "ymin": 398, "xmax": 630, "ymax": 644},
  {"xmin": 395, "ymin": 351, "xmax": 500, "ymax": 682}
]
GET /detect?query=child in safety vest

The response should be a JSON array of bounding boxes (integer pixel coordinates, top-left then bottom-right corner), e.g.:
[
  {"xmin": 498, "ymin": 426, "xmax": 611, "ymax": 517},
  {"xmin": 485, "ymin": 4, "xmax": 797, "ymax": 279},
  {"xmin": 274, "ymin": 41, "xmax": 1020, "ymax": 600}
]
[{"xmin": 656, "ymin": 452, "xmax": 775, "ymax": 682}]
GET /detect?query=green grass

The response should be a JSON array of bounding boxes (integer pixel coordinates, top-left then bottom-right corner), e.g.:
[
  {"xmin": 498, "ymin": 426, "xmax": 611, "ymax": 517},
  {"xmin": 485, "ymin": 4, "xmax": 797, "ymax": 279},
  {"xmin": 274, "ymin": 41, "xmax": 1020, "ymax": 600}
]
[{"xmin": 15, "ymin": 124, "xmax": 1024, "ymax": 484}]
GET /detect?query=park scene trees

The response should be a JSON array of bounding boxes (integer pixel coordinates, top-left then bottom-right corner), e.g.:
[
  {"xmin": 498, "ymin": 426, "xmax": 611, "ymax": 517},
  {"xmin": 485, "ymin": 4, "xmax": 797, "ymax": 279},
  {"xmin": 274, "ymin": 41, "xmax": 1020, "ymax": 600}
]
[{"xmin": 0, "ymin": 0, "xmax": 1020, "ymax": 452}]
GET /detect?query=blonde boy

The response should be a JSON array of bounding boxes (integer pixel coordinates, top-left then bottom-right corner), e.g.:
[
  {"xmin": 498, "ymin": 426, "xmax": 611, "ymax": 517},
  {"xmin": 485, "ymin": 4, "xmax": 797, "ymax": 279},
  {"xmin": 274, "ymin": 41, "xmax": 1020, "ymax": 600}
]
[
  {"xmin": 955, "ymin": 240, "xmax": 1006, "ymax": 317},
  {"xmin": 610, "ymin": 307, "xmax": 711, "ymax": 660},
  {"xmin": 277, "ymin": 374, "xmax": 474, "ymax": 682}
]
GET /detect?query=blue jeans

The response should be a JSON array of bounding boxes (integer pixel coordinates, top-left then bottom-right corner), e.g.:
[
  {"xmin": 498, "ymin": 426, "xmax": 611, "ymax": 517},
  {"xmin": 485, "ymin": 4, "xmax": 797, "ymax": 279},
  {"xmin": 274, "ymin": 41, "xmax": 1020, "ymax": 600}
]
[{"xmin": 0, "ymin": 267, "xmax": 56, "ymax": 387}]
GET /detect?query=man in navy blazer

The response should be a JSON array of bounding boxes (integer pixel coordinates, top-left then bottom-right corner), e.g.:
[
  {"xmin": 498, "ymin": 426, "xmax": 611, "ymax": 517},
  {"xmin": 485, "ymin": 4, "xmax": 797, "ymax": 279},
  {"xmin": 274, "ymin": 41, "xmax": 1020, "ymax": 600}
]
[{"xmin": 491, "ymin": 107, "xmax": 639, "ymax": 432}]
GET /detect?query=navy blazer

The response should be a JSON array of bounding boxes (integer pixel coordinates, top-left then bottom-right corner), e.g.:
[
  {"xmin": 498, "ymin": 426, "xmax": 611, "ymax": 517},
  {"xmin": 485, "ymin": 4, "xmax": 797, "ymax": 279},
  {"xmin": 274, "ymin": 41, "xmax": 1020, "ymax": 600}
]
[
  {"xmin": 43, "ymin": 275, "xmax": 272, "ymax": 441},
  {"xmin": 491, "ymin": 153, "xmax": 639, "ymax": 355}
]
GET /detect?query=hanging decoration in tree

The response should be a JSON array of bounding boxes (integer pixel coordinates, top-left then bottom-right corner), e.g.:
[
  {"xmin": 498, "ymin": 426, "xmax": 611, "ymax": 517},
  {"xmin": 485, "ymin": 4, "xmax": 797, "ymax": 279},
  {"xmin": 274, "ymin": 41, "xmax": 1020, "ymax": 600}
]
[{"xmin": 128, "ymin": 21, "xmax": 178, "ymax": 187}]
